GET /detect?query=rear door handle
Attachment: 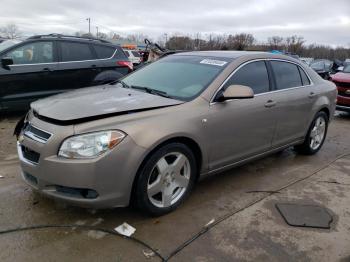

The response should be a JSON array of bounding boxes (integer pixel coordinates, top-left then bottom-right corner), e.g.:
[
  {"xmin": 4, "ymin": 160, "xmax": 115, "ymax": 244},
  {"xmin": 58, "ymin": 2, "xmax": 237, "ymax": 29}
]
[
  {"xmin": 308, "ymin": 92, "xmax": 316, "ymax": 98},
  {"xmin": 42, "ymin": 68, "xmax": 52, "ymax": 72},
  {"xmin": 265, "ymin": 100, "xmax": 276, "ymax": 108}
]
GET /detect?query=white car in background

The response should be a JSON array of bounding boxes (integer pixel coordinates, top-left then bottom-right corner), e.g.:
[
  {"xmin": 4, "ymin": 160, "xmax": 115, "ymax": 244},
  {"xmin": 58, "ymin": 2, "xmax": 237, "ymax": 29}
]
[{"xmin": 123, "ymin": 49, "xmax": 142, "ymax": 65}]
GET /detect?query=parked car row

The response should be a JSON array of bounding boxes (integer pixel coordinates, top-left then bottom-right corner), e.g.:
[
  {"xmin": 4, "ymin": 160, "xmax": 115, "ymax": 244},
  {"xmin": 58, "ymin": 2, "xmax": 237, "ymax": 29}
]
[
  {"xmin": 1, "ymin": 35, "xmax": 349, "ymax": 116},
  {"xmin": 330, "ymin": 64, "xmax": 350, "ymax": 112},
  {"xmin": 123, "ymin": 49, "xmax": 142, "ymax": 65},
  {"xmin": 0, "ymin": 34, "xmax": 133, "ymax": 112},
  {"xmin": 301, "ymin": 58, "xmax": 349, "ymax": 80},
  {"xmin": 301, "ymin": 56, "xmax": 350, "ymax": 112}
]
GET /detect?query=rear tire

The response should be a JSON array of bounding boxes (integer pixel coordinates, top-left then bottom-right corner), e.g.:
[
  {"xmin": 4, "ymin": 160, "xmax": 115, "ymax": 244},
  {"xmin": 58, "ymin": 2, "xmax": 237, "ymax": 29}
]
[
  {"xmin": 294, "ymin": 111, "xmax": 328, "ymax": 155},
  {"xmin": 134, "ymin": 143, "xmax": 197, "ymax": 216}
]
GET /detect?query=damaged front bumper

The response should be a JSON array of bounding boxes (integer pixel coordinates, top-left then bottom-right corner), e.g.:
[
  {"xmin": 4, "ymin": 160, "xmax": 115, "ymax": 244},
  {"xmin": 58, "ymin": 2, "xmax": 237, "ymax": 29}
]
[{"xmin": 16, "ymin": 115, "xmax": 146, "ymax": 209}]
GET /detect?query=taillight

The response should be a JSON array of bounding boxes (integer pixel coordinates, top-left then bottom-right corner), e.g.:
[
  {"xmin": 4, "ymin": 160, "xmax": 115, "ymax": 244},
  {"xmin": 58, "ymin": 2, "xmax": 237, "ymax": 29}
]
[{"xmin": 117, "ymin": 61, "xmax": 133, "ymax": 71}]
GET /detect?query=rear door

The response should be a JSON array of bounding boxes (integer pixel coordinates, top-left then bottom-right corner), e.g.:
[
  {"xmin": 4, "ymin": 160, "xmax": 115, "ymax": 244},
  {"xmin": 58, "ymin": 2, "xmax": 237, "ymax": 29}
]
[
  {"xmin": 268, "ymin": 60, "xmax": 316, "ymax": 147},
  {"xmin": 0, "ymin": 40, "xmax": 58, "ymax": 110},
  {"xmin": 57, "ymin": 40, "xmax": 97, "ymax": 89},
  {"xmin": 208, "ymin": 60, "xmax": 277, "ymax": 170}
]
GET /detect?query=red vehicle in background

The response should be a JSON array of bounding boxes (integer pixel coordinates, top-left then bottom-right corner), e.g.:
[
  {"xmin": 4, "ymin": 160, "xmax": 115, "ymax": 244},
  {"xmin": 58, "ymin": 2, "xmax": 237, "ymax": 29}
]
[{"xmin": 331, "ymin": 64, "xmax": 350, "ymax": 112}]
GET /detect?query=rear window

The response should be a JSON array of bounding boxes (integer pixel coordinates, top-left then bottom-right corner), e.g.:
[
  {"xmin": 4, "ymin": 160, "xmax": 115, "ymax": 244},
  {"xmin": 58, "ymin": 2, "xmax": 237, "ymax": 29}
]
[
  {"xmin": 131, "ymin": 51, "xmax": 140, "ymax": 57},
  {"xmin": 124, "ymin": 51, "xmax": 130, "ymax": 57},
  {"xmin": 271, "ymin": 61, "xmax": 302, "ymax": 90},
  {"xmin": 60, "ymin": 42, "xmax": 94, "ymax": 62},
  {"xmin": 94, "ymin": 45, "xmax": 115, "ymax": 59}
]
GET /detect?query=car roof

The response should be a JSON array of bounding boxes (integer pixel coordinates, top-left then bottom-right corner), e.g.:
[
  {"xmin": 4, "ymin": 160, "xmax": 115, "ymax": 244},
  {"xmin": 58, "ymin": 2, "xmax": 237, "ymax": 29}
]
[
  {"xmin": 172, "ymin": 50, "xmax": 306, "ymax": 65},
  {"xmin": 27, "ymin": 34, "xmax": 120, "ymax": 47},
  {"xmin": 173, "ymin": 50, "xmax": 267, "ymax": 59}
]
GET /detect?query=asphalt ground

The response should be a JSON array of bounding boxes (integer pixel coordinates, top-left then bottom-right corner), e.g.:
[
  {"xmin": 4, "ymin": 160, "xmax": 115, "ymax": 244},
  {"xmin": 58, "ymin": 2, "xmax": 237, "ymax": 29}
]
[{"xmin": 0, "ymin": 112, "xmax": 349, "ymax": 261}]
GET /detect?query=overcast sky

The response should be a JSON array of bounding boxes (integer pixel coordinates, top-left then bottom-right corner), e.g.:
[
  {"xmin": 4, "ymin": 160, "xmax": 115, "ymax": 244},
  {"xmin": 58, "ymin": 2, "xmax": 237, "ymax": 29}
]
[{"xmin": 1, "ymin": 0, "xmax": 349, "ymax": 46}]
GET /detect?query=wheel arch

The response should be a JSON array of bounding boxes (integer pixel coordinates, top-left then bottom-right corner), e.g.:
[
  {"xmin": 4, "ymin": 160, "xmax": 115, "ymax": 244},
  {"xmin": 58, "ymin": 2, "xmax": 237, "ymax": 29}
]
[
  {"xmin": 129, "ymin": 136, "xmax": 203, "ymax": 204},
  {"xmin": 92, "ymin": 70, "xmax": 124, "ymax": 85},
  {"xmin": 319, "ymin": 107, "xmax": 330, "ymax": 120}
]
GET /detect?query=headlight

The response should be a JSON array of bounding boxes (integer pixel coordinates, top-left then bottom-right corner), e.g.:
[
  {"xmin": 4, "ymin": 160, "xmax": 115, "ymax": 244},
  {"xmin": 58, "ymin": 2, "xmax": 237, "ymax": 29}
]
[{"xmin": 58, "ymin": 130, "xmax": 126, "ymax": 159}]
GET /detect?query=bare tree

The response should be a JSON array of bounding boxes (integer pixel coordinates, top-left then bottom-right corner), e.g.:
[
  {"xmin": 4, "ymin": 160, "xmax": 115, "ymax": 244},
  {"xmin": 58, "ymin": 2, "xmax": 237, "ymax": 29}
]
[
  {"xmin": 285, "ymin": 35, "xmax": 305, "ymax": 53},
  {"xmin": 167, "ymin": 36, "xmax": 193, "ymax": 50},
  {"xmin": 227, "ymin": 33, "xmax": 255, "ymax": 50},
  {"xmin": 108, "ymin": 32, "xmax": 121, "ymax": 40},
  {"xmin": 0, "ymin": 23, "xmax": 21, "ymax": 39},
  {"xmin": 126, "ymin": 33, "xmax": 149, "ymax": 43},
  {"xmin": 267, "ymin": 36, "xmax": 284, "ymax": 50}
]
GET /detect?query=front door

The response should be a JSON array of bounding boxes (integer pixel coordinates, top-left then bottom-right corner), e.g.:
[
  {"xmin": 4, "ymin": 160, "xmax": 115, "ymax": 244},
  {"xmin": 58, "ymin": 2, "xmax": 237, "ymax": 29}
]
[
  {"xmin": 0, "ymin": 40, "xmax": 58, "ymax": 110},
  {"xmin": 207, "ymin": 60, "xmax": 277, "ymax": 171}
]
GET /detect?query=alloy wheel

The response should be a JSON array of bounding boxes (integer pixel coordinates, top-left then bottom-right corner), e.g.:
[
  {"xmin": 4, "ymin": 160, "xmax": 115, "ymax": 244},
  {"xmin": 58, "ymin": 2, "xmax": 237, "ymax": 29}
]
[
  {"xmin": 147, "ymin": 152, "xmax": 191, "ymax": 208},
  {"xmin": 309, "ymin": 116, "xmax": 326, "ymax": 150}
]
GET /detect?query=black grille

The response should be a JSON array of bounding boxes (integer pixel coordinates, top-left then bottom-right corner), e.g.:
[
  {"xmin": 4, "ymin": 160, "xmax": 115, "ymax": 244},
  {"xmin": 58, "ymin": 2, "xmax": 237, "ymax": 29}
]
[
  {"xmin": 23, "ymin": 172, "xmax": 38, "ymax": 185},
  {"xmin": 334, "ymin": 81, "xmax": 350, "ymax": 88},
  {"xmin": 338, "ymin": 91, "xmax": 350, "ymax": 97},
  {"xmin": 55, "ymin": 186, "xmax": 99, "ymax": 199},
  {"xmin": 21, "ymin": 145, "xmax": 40, "ymax": 164},
  {"xmin": 23, "ymin": 123, "xmax": 51, "ymax": 143}
]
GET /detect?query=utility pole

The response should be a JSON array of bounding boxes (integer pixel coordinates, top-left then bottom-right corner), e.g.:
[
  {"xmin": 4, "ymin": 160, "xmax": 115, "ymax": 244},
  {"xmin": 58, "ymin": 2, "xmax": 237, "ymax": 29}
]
[
  {"xmin": 86, "ymin": 18, "xmax": 91, "ymax": 35},
  {"xmin": 96, "ymin": 26, "xmax": 99, "ymax": 38},
  {"xmin": 164, "ymin": 33, "xmax": 168, "ymax": 48}
]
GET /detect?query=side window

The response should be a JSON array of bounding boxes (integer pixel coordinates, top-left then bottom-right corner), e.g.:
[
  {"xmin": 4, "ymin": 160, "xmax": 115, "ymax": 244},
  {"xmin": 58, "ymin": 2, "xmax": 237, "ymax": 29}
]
[
  {"xmin": 60, "ymin": 42, "xmax": 94, "ymax": 62},
  {"xmin": 94, "ymin": 45, "xmax": 115, "ymax": 59},
  {"xmin": 224, "ymin": 61, "xmax": 270, "ymax": 94},
  {"xmin": 299, "ymin": 67, "xmax": 311, "ymax": 86},
  {"xmin": 5, "ymin": 41, "xmax": 53, "ymax": 64},
  {"xmin": 270, "ymin": 61, "xmax": 302, "ymax": 90}
]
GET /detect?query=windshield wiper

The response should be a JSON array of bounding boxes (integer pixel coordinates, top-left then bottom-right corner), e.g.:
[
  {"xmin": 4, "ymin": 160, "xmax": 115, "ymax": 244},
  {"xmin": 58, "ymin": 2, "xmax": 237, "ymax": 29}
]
[
  {"xmin": 130, "ymin": 85, "xmax": 171, "ymax": 98},
  {"xmin": 110, "ymin": 80, "xmax": 171, "ymax": 98}
]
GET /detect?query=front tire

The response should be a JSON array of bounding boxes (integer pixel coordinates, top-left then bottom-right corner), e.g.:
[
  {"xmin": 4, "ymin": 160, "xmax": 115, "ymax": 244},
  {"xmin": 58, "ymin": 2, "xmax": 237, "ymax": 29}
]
[
  {"xmin": 294, "ymin": 111, "xmax": 328, "ymax": 155},
  {"xmin": 134, "ymin": 143, "xmax": 197, "ymax": 216}
]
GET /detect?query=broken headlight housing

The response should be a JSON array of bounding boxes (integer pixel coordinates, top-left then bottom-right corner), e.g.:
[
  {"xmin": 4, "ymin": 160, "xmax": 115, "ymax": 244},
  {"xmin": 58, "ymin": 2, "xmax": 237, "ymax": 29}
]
[{"xmin": 58, "ymin": 130, "xmax": 126, "ymax": 159}]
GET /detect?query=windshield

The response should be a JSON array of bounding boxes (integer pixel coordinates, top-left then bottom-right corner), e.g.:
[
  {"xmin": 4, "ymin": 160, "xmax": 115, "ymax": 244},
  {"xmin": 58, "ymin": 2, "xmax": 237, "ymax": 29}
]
[
  {"xmin": 121, "ymin": 55, "xmax": 230, "ymax": 101},
  {"xmin": 0, "ymin": 40, "xmax": 21, "ymax": 52},
  {"xmin": 343, "ymin": 65, "xmax": 350, "ymax": 73}
]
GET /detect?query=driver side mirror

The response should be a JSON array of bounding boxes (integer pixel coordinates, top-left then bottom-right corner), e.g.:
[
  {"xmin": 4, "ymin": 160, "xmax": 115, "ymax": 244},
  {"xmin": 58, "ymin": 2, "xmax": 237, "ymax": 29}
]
[
  {"xmin": 215, "ymin": 85, "xmax": 254, "ymax": 102},
  {"xmin": 1, "ymin": 57, "xmax": 13, "ymax": 70}
]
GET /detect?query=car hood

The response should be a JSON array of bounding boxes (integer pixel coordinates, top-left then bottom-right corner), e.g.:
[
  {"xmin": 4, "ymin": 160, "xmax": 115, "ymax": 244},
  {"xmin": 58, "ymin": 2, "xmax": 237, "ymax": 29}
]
[
  {"xmin": 332, "ymin": 72, "xmax": 350, "ymax": 82},
  {"xmin": 31, "ymin": 85, "xmax": 184, "ymax": 124}
]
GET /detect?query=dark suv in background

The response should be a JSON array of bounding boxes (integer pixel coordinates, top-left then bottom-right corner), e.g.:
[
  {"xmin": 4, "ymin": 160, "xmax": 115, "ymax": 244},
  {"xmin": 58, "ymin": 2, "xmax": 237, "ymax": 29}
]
[{"xmin": 0, "ymin": 34, "xmax": 133, "ymax": 111}]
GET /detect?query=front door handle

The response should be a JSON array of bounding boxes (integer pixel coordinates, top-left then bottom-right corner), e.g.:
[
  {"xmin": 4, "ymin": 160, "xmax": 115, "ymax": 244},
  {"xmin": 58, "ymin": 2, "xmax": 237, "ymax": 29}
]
[
  {"xmin": 42, "ymin": 68, "xmax": 52, "ymax": 72},
  {"xmin": 265, "ymin": 100, "xmax": 276, "ymax": 108},
  {"xmin": 91, "ymin": 64, "xmax": 98, "ymax": 70},
  {"xmin": 308, "ymin": 92, "xmax": 316, "ymax": 98}
]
